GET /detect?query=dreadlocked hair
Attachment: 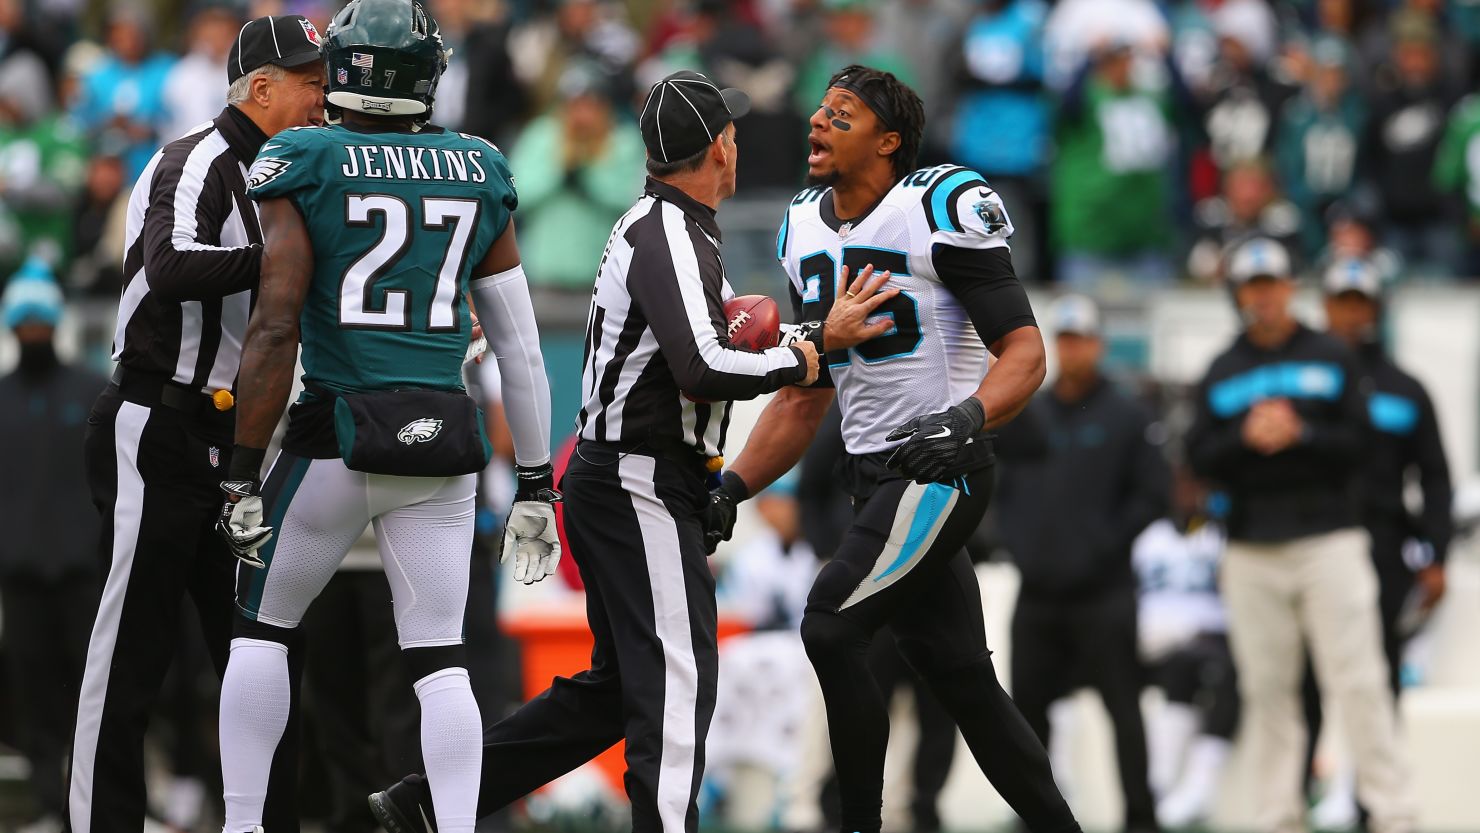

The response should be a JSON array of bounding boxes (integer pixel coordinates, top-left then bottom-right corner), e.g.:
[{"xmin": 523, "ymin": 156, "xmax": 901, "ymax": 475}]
[{"xmin": 826, "ymin": 64, "xmax": 925, "ymax": 182}]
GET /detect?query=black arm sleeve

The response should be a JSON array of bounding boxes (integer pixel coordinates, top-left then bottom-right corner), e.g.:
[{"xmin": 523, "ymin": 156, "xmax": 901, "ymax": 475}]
[
  {"xmin": 933, "ymin": 245, "xmax": 1037, "ymax": 349},
  {"xmin": 140, "ymin": 151, "xmax": 262, "ymax": 302},
  {"xmin": 1186, "ymin": 369, "xmax": 1250, "ymax": 482},
  {"xmin": 625, "ymin": 218, "xmax": 805, "ymax": 401},
  {"xmin": 1299, "ymin": 351, "xmax": 1367, "ymax": 464},
  {"xmin": 1413, "ymin": 385, "xmax": 1455, "ymax": 563}
]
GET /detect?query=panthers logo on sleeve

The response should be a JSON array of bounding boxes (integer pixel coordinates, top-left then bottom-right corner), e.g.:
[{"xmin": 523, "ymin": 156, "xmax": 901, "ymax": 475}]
[{"xmin": 973, "ymin": 190, "xmax": 1009, "ymax": 234}]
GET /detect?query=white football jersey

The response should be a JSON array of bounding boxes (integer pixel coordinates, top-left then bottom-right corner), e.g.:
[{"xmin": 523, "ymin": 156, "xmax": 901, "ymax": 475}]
[
  {"xmin": 1132, "ymin": 518, "xmax": 1228, "ymax": 659},
  {"xmin": 777, "ymin": 165, "xmax": 1015, "ymax": 454}
]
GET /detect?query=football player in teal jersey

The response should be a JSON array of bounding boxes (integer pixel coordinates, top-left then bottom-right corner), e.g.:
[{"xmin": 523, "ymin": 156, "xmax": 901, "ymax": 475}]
[{"xmin": 214, "ymin": 1, "xmax": 558, "ymax": 831}]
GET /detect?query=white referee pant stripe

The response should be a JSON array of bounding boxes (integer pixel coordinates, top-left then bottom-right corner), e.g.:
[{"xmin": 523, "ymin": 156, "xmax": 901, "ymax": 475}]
[
  {"xmin": 69, "ymin": 401, "xmax": 151, "ymax": 833},
  {"xmin": 617, "ymin": 453, "xmax": 700, "ymax": 833}
]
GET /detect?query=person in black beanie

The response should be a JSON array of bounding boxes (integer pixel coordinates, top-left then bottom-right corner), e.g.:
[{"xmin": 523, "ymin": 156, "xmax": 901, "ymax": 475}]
[{"xmin": 0, "ymin": 259, "xmax": 104, "ymax": 829}]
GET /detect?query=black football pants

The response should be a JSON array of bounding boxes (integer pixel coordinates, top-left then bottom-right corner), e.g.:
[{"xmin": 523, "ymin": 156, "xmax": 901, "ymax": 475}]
[{"xmin": 799, "ymin": 465, "xmax": 1079, "ymax": 833}]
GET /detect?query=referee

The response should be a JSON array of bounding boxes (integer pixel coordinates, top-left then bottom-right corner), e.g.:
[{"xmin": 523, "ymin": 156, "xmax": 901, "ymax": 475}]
[
  {"xmin": 68, "ymin": 17, "xmax": 324, "ymax": 833},
  {"xmin": 371, "ymin": 70, "xmax": 843, "ymax": 833}
]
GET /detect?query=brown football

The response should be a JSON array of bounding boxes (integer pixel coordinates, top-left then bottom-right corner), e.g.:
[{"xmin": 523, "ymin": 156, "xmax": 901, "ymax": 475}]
[
  {"xmin": 684, "ymin": 295, "xmax": 782, "ymax": 403},
  {"xmin": 723, "ymin": 294, "xmax": 781, "ymax": 351}
]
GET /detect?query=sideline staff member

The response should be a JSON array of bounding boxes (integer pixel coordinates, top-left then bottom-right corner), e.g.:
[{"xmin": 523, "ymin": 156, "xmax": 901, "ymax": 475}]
[
  {"xmin": 997, "ymin": 294, "xmax": 1167, "ymax": 833},
  {"xmin": 1186, "ymin": 238, "xmax": 1415, "ymax": 833},
  {"xmin": 68, "ymin": 17, "xmax": 324, "ymax": 833}
]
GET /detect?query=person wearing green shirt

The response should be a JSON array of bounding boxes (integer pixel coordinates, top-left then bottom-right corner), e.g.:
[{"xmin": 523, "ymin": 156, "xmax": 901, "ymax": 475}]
[
  {"xmin": 0, "ymin": 53, "xmax": 87, "ymax": 278},
  {"xmin": 510, "ymin": 65, "xmax": 645, "ymax": 290},
  {"xmin": 1051, "ymin": 42, "xmax": 1177, "ymax": 288},
  {"xmin": 1276, "ymin": 38, "xmax": 1366, "ymax": 259},
  {"xmin": 792, "ymin": 0, "xmax": 916, "ymax": 119},
  {"xmin": 1433, "ymin": 93, "xmax": 1480, "ymax": 276}
]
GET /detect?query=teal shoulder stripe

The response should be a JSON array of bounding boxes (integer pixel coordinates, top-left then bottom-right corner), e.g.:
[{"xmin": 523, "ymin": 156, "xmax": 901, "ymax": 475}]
[{"xmin": 929, "ymin": 169, "xmax": 985, "ymax": 233}]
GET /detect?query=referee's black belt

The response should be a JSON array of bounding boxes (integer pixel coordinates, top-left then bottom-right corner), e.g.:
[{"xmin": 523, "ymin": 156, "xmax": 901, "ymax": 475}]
[
  {"xmin": 575, "ymin": 438, "xmax": 713, "ymax": 475},
  {"xmin": 110, "ymin": 366, "xmax": 236, "ymax": 427}
]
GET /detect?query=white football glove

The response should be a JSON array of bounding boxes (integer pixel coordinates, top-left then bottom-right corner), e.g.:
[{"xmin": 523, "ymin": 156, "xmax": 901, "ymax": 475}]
[
  {"xmin": 502, "ymin": 500, "xmax": 561, "ymax": 584},
  {"xmin": 502, "ymin": 463, "xmax": 563, "ymax": 585},
  {"xmin": 216, "ymin": 480, "xmax": 273, "ymax": 568}
]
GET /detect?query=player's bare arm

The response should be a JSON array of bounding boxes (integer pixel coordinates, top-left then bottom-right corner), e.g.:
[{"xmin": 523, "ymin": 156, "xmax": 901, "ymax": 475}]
[
  {"xmin": 215, "ymin": 196, "xmax": 313, "ymax": 564},
  {"xmin": 975, "ymin": 325, "xmax": 1047, "ymax": 429},
  {"xmin": 234, "ymin": 197, "xmax": 314, "ymax": 453},
  {"xmin": 729, "ymin": 385, "xmax": 837, "ymax": 494},
  {"xmin": 703, "ymin": 384, "xmax": 835, "ymax": 553}
]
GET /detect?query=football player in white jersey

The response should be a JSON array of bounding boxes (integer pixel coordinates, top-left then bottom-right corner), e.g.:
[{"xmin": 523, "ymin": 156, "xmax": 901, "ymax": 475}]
[{"xmin": 704, "ymin": 65, "xmax": 1081, "ymax": 833}]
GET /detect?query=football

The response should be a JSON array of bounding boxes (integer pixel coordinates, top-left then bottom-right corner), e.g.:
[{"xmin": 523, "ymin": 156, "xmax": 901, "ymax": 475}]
[
  {"xmin": 684, "ymin": 295, "xmax": 781, "ymax": 403},
  {"xmin": 723, "ymin": 294, "xmax": 781, "ymax": 352}
]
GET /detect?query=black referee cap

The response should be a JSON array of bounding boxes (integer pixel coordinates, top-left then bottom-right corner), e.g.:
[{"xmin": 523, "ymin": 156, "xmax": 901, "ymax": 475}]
[
  {"xmin": 228, "ymin": 15, "xmax": 325, "ymax": 85},
  {"xmin": 639, "ymin": 70, "xmax": 750, "ymax": 163}
]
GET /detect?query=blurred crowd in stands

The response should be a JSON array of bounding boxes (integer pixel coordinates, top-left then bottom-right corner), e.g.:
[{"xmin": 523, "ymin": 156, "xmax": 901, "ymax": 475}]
[{"xmin": 5, "ymin": 0, "xmax": 1480, "ymax": 298}]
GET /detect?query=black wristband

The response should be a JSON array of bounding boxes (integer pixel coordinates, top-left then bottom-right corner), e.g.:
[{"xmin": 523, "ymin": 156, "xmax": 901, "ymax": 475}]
[
  {"xmin": 717, "ymin": 470, "xmax": 750, "ymax": 503},
  {"xmin": 227, "ymin": 445, "xmax": 267, "ymax": 483},
  {"xmin": 955, "ymin": 396, "xmax": 987, "ymax": 434},
  {"xmin": 515, "ymin": 463, "xmax": 555, "ymax": 500}
]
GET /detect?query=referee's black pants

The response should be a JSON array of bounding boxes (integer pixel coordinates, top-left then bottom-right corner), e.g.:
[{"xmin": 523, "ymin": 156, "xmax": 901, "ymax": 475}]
[
  {"xmin": 473, "ymin": 443, "xmax": 716, "ymax": 833},
  {"xmin": 67, "ymin": 383, "xmax": 302, "ymax": 833},
  {"xmin": 799, "ymin": 457, "xmax": 1079, "ymax": 833}
]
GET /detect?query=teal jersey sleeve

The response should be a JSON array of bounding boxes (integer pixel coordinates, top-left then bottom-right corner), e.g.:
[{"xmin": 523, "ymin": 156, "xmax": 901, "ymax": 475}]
[{"xmin": 245, "ymin": 127, "xmax": 325, "ymax": 202}]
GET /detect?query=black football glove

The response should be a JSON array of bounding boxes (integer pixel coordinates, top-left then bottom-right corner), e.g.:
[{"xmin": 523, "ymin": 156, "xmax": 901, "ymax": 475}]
[
  {"xmin": 703, "ymin": 471, "xmax": 749, "ymax": 555},
  {"xmin": 216, "ymin": 447, "xmax": 272, "ymax": 567},
  {"xmin": 885, "ymin": 397, "xmax": 987, "ymax": 483}
]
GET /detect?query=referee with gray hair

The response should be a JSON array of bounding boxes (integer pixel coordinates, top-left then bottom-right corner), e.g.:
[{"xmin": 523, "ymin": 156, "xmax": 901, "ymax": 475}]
[
  {"xmin": 67, "ymin": 17, "xmax": 323, "ymax": 833},
  {"xmin": 372, "ymin": 69, "xmax": 887, "ymax": 833}
]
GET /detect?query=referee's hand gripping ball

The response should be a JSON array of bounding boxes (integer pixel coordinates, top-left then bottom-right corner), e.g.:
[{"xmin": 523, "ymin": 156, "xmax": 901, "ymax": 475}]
[
  {"xmin": 216, "ymin": 447, "xmax": 273, "ymax": 567},
  {"xmin": 504, "ymin": 463, "xmax": 563, "ymax": 584},
  {"xmin": 885, "ymin": 397, "xmax": 987, "ymax": 483}
]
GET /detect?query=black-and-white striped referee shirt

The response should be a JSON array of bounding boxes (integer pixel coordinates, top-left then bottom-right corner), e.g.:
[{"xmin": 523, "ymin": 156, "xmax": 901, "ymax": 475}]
[
  {"xmin": 112, "ymin": 106, "xmax": 269, "ymax": 393},
  {"xmin": 576, "ymin": 177, "xmax": 807, "ymax": 458}
]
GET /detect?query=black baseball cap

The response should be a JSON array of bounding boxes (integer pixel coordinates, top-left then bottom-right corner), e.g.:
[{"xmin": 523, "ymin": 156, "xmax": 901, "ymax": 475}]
[
  {"xmin": 228, "ymin": 15, "xmax": 325, "ymax": 85},
  {"xmin": 639, "ymin": 70, "xmax": 750, "ymax": 163}
]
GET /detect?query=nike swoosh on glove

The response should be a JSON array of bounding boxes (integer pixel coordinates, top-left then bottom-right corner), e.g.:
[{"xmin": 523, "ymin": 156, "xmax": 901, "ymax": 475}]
[
  {"xmin": 884, "ymin": 397, "xmax": 987, "ymax": 484},
  {"xmin": 502, "ymin": 464, "xmax": 563, "ymax": 585},
  {"xmin": 217, "ymin": 480, "xmax": 273, "ymax": 567}
]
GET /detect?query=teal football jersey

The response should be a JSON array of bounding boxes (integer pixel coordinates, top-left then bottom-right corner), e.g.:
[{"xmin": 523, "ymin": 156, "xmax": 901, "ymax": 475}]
[{"xmin": 246, "ymin": 124, "xmax": 517, "ymax": 394}]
